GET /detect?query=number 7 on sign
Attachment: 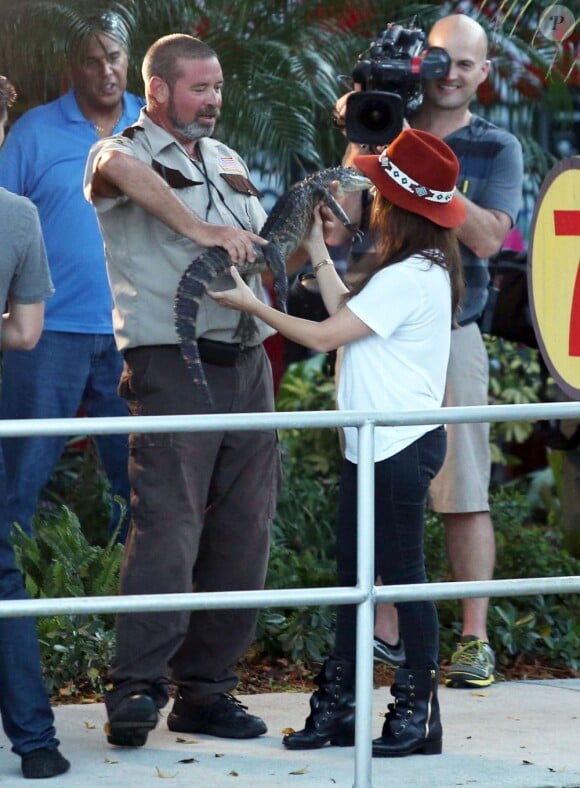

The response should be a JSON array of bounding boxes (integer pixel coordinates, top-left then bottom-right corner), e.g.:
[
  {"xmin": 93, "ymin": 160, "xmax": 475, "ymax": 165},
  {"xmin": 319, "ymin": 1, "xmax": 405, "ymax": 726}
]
[{"xmin": 555, "ymin": 211, "xmax": 580, "ymax": 356}]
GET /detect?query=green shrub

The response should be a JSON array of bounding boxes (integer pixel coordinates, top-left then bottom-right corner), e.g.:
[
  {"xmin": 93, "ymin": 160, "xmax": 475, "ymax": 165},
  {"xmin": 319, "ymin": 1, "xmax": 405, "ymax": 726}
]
[
  {"xmin": 423, "ymin": 488, "xmax": 580, "ymax": 669},
  {"xmin": 485, "ymin": 337, "xmax": 544, "ymax": 466},
  {"xmin": 12, "ymin": 507, "xmax": 123, "ymax": 696},
  {"xmin": 276, "ymin": 354, "xmax": 342, "ymax": 478},
  {"xmin": 261, "ymin": 357, "xmax": 580, "ymax": 673},
  {"xmin": 488, "ymin": 488, "xmax": 580, "ymax": 671},
  {"xmin": 256, "ymin": 356, "xmax": 340, "ymax": 664},
  {"xmin": 13, "ymin": 352, "xmax": 578, "ymax": 689},
  {"xmin": 257, "ymin": 458, "xmax": 340, "ymax": 664},
  {"xmin": 39, "ymin": 438, "xmax": 115, "ymax": 546}
]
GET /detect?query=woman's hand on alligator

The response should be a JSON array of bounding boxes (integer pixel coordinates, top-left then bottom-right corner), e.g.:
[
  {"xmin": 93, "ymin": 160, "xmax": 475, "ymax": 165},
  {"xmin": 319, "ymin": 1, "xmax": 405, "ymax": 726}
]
[{"xmin": 207, "ymin": 266, "xmax": 259, "ymax": 311}]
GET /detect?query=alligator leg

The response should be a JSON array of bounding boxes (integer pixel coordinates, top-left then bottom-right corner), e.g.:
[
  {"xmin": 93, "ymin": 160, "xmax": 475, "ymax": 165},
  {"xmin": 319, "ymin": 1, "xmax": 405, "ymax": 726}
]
[
  {"xmin": 260, "ymin": 242, "xmax": 288, "ymax": 313},
  {"xmin": 320, "ymin": 191, "xmax": 364, "ymax": 239}
]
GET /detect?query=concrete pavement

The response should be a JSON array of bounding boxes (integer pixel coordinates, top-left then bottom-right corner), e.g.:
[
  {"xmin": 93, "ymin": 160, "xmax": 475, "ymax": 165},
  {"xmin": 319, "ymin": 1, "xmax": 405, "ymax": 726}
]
[{"xmin": 0, "ymin": 679, "xmax": 579, "ymax": 787}]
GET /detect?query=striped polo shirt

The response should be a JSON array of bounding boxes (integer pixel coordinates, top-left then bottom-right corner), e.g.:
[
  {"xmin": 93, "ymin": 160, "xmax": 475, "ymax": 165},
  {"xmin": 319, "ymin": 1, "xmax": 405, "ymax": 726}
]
[{"xmin": 445, "ymin": 115, "xmax": 524, "ymax": 326}]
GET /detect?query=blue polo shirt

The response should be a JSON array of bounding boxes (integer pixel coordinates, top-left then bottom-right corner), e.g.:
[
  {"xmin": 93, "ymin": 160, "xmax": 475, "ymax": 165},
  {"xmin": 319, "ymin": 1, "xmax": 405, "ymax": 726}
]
[{"xmin": 0, "ymin": 89, "xmax": 144, "ymax": 333}]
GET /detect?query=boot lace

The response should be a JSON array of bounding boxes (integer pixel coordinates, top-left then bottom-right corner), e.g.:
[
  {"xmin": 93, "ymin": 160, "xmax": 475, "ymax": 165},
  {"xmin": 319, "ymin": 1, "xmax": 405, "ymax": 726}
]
[{"xmin": 220, "ymin": 693, "xmax": 249, "ymax": 711}]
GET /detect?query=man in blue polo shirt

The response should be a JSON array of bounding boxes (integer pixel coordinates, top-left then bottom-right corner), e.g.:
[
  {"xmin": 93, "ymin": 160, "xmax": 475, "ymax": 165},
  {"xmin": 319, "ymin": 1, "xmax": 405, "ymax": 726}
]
[{"xmin": 0, "ymin": 13, "xmax": 143, "ymax": 542}]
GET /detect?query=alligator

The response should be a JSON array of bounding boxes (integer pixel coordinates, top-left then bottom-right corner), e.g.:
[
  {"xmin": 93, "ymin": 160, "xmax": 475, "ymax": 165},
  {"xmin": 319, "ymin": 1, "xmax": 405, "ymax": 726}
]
[{"xmin": 174, "ymin": 165, "xmax": 372, "ymax": 405}]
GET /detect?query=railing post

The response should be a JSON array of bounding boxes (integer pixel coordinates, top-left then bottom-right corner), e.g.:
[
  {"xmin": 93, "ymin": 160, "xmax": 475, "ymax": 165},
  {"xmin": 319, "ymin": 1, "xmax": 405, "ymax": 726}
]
[{"xmin": 353, "ymin": 420, "xmax": 375, "ymax": 788}]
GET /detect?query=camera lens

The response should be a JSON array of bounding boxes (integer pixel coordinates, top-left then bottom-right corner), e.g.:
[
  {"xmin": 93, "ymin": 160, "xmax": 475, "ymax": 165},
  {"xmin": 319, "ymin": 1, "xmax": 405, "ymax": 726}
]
[
  {"xmin": 345, "ymin": 91, "xmax": 404, "ymax": 146},
  {"xmin": 358, "ymin": 98, "xmax": 393, "ymax": 132}
]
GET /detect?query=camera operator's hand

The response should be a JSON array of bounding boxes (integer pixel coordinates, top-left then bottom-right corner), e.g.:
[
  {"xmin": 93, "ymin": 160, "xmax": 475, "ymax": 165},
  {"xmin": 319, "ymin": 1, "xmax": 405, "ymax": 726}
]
[
  {"xmin": 332, "ymin": 92, "xmax": 356, "ymax": 137},
  {"xmin": 327, "ymin": 91, "xmax": 384, "ymax": 247}
]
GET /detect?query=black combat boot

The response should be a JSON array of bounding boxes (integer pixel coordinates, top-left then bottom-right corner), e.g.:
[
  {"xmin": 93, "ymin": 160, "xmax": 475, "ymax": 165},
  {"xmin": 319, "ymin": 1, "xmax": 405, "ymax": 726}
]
[
  {"xmin": 283, "ymin": 656, "xmax": 355, "ymax": 749},
  {"xmin": 372, "ymin": 667, "xmax": 442, "ymax": 757}
]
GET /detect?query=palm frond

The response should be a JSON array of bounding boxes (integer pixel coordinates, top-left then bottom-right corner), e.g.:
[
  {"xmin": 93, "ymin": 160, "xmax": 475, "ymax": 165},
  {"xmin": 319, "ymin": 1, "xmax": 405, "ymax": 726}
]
[{"xmin": 0, "ymin": 0, "xmax": 575, "ymax": 184}]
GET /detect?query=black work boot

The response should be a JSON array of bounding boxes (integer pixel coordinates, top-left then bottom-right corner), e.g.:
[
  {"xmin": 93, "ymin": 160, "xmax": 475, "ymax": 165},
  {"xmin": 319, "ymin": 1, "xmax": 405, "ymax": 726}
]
[
  {"xmin": 372, "ymin": 667, "xmax": 442, "ymax": 757},
  {"xmin": 106, "ymin": 692, "xmax": 159, "ymax": 747},
  {"xmin": 167, "ymin": 692, "xmax": 267, "ymax": 739},
  {"xmin": 283, "ymin": 656, "xmax": 355, "ymax": 750}
]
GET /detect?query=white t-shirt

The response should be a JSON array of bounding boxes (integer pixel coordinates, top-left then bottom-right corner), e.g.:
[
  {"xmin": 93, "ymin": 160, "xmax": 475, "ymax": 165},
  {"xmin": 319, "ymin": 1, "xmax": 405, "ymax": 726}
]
[{"xmin": 338, "ymin": 254, "xmax": 451, "ymax": 463}]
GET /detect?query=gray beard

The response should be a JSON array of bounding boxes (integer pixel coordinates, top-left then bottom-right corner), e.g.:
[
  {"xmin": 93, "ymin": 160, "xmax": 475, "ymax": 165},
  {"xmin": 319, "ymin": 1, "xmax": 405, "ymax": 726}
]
[{"xmin": 171, "ymin": 117, "xmax": 215, "ymax": 140}]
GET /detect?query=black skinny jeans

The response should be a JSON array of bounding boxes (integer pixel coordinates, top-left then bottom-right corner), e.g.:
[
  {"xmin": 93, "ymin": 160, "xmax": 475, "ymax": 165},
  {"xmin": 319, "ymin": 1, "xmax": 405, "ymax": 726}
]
[{"xmin": 334, "ymin": 426, "xmax": 447, "ymax": 670}]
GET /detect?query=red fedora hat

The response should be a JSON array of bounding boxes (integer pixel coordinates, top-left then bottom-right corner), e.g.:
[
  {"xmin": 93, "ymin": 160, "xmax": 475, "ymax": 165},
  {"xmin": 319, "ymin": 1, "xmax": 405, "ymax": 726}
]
[{"xmin": 354, "ymin": 129, "xmax": 466, "ymax": 229}]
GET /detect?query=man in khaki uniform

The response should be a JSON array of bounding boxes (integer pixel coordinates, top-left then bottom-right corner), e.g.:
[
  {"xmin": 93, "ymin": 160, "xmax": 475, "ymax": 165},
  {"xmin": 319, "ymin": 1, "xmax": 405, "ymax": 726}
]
[{"xmin": 85, "ymin": 34, "xmax": 281, "ymax": 748}]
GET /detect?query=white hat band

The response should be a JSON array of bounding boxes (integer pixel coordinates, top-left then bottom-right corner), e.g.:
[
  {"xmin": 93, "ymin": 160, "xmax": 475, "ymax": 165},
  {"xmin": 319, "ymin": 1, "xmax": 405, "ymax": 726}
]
[{"xmin": 379, "ymin": 150, "xmax": 455, "ymax": 204}]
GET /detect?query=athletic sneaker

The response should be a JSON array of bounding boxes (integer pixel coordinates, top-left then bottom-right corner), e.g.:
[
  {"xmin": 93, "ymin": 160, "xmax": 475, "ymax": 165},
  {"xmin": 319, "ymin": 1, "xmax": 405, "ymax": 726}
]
[
  {"xmin": 373, "ymin": 637, "xmax": 406, "ymax": 667},
  {"xmin": 445, "ymin": 636, "xmax": 496, "ymax": 688}
]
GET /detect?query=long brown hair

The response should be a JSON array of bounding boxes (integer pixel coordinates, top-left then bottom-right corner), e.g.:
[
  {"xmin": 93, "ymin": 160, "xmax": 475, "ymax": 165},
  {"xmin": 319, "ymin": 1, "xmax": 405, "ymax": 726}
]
[{"xmin": 347, "ymin": 193, "xmax": 464, "ymax": 320}]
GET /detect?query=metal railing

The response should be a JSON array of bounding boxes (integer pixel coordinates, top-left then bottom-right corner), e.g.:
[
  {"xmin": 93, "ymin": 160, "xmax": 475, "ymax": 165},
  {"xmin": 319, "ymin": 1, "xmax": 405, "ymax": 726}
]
[{"xmin": 1, "ymin": 399, "xmax": 580, "ymax": 788}]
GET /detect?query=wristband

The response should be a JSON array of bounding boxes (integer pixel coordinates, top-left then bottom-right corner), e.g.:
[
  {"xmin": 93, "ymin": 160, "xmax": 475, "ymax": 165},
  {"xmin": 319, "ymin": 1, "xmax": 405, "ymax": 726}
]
[{"xmin": 313, "ymin": 258, "xmax": 334, "ymax": 273}]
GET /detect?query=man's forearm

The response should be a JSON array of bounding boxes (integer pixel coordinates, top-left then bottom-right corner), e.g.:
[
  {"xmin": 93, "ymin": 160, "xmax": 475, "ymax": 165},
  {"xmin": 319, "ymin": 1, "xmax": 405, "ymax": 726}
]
[
  {"xmin": 92, "ymin": 150, "xmax": 209, "ymax": 242},
  {"xmin": 2, "ymin": 302, "xmax": 44, "ymax": 351},
  {"xmin": 90, "ymin": 149, "xmax": 266, "ymax": 262},
  {"xmin": 245, "ymin": 297, "xmax": 337, "ymax": 353},
  {"xmin": 456, "ymin": 192, "xmax": 512, "ymax": 259}
]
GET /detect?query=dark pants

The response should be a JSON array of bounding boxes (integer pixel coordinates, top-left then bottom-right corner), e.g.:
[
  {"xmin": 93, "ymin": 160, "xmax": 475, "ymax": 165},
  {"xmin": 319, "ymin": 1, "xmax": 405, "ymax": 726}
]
[
  {"xmin": 0, "ymin": 446, "xmax": 59, "ymax": 756},
  {"xmin": 334, "ymin": 427, "xmax": 446, "ymax": 670},
  {"xmin": 106, "ymin": 345, "xmax": 282, "ymax": 712}
]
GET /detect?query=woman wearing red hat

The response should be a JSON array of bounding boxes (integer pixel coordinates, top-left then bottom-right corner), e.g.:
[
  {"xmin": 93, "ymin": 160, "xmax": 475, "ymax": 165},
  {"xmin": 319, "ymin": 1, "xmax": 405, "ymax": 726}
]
[{"xmin": 209, "ymin": 127, "xmax": 465, "ymax": 757}]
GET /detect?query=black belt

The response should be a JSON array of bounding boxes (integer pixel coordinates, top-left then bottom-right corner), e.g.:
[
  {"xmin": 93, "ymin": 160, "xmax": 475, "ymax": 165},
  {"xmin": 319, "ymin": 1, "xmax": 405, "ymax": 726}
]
[{"xmin": 198, "ymin": 338, "xmax": 252, "ymax": 367}]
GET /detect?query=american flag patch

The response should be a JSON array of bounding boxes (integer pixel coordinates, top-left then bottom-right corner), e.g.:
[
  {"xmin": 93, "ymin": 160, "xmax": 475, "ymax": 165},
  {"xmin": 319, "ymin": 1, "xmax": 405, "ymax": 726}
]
[{"xmin": 218, "ymin": 155, "xmax": 244, "ymax": 174}]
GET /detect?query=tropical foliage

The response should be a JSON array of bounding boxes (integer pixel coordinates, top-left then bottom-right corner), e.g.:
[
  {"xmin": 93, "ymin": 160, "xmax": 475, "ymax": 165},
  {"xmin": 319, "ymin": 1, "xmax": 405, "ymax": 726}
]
[
  {"xmin": 16, "ymin": 356, "xmax": 579, "ymax": 695},
  {"xmin": 262, "ymin": 358, "xmax": 580, "ymax": 671},
  {"xmin": 12, "ymin": 509, "xmax": 123, "ymax": 695},
  {"xmin": 1, "ymin": 0, "xmax": 577, "ymax": 690},
  {"xmin": 0, "ymin": 0, "xmax": 576, "ymax": 185}
]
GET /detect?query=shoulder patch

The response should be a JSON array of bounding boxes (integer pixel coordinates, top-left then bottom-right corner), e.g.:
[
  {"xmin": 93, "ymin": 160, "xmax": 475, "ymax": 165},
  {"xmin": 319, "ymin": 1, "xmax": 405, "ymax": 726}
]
[
  {"xmin": 220, "ymin": 173, "xmax": 261, "ymax": 197},
  {"xmin": 121, "ymin": 124, "xmax": 145, "ymax": 139},
  {"xmin": 152, "ymin": 160, "xmax": 203, "ymax": 189}
]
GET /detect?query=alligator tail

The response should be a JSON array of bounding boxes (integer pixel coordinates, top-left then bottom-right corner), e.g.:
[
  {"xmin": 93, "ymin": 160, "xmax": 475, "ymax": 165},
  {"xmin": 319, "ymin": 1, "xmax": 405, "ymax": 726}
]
[{"xmin": 174, "ymin": 247, "xmax": 234, "ymax": 406}]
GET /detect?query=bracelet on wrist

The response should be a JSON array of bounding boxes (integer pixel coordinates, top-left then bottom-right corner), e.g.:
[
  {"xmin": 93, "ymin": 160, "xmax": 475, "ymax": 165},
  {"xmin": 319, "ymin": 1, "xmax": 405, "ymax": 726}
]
[{"xmin": 313, "ymin": 257, "xmax": 334, "ymax": 273}]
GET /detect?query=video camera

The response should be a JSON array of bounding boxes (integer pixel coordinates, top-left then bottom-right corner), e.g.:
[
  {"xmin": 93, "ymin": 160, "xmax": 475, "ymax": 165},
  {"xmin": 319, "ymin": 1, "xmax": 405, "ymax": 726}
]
[{"xmin": 344, "ymin": 21, "xmax": 451, "ymax": 146}]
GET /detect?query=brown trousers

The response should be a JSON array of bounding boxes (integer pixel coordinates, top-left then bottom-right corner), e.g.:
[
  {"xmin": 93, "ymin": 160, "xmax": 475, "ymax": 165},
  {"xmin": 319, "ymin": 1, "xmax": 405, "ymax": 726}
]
[{"xmin": 106, "ymin": 344, "xmax": 282, "ymax": 712}]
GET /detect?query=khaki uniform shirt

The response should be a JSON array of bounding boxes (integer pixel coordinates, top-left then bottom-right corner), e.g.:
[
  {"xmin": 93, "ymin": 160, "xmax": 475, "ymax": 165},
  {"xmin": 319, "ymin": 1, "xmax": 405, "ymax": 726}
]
[{"xmin": 85, "ymin": 110, "xmax": 274, "ymax": 351}]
